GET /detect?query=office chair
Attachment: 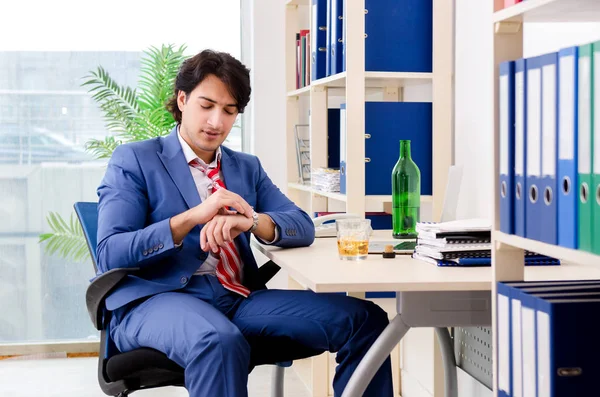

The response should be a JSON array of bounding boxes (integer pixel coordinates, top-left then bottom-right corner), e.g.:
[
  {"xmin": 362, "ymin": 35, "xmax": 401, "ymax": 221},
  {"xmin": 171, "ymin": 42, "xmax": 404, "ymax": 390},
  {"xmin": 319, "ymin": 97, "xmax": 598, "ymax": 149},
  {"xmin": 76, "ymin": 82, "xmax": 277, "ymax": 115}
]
[{"xmin": 75, "ymin": 201, "xmax": 313, "ymax": 397}]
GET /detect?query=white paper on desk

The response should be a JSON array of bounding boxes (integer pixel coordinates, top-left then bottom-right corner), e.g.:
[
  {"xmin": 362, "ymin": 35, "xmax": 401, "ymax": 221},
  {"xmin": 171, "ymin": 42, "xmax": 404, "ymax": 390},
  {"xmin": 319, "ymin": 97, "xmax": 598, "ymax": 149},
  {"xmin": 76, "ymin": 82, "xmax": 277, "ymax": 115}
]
[
  {"xmin": 416, "ymin": 243, "xmax": 492, "ymax": 253},
  {"xmin": 412, "ymin": 252, "xmax": 439, "ymax": 266},
  {"xmin": 416, "ymin": 218, "xmax": 491, "ymax": 234},
  {"xmin": 369, "ymin": 241, "xmax": 415, "ymax": 255}
]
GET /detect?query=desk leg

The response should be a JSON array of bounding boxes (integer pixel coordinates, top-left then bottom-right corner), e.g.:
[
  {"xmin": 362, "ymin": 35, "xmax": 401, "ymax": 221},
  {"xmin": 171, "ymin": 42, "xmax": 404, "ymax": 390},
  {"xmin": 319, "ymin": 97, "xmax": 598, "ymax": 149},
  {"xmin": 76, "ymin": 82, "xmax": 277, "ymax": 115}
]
[
  {"xmin": 341, "ymin": 315, "xmax": 410, "ymax": 397},
  {"xmin": 435, "ymin": 327, "xmax": 458, "ymax": 397}
]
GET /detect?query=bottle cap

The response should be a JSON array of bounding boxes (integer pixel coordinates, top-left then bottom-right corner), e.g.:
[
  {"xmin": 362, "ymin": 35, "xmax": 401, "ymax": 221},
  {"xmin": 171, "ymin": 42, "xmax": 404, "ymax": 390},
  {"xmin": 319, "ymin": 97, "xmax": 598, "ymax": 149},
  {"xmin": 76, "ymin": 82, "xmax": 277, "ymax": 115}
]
[{"xmin": 382, "ymin": 244, "xmax": 396, "ymax": 259}]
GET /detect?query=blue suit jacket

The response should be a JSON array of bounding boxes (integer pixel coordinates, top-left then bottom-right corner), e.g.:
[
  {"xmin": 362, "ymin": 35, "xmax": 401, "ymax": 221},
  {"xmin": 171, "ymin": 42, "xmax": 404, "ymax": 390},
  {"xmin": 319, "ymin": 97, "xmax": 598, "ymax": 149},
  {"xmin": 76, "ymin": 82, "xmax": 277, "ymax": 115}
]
[{"xmin": 96, "ymin": 127, "xmax": 315, "ymax": 310}]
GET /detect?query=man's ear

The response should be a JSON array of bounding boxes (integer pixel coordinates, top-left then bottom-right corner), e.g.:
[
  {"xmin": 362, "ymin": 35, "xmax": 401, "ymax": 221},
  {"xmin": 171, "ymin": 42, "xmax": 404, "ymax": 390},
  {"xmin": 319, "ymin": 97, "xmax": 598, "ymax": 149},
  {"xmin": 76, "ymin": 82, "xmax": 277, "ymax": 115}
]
[{"xmin": 177, "ymin": 90, "xmax": 187, "ymax": 112}]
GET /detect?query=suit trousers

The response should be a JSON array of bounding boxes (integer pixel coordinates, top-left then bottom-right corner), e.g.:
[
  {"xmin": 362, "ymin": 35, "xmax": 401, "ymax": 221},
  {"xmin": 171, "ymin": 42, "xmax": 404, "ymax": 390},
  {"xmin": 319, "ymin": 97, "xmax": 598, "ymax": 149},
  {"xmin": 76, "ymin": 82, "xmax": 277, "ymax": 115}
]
[{"xmin": 110, "ymin": 274, "xmax": 393, "ymax": 397}]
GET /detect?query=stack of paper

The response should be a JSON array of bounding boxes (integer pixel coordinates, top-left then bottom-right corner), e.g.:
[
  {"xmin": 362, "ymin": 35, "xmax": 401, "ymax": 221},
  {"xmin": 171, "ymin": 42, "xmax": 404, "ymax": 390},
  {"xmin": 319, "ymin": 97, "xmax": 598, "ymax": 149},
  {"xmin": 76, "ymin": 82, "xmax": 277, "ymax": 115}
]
[
  {"xmin": 311, "ymin": 168, "xmax": 340, "ymax": 193},
  {"xmin": 412, "ymin": 219, "xmax": 559, "ymax": 267}
]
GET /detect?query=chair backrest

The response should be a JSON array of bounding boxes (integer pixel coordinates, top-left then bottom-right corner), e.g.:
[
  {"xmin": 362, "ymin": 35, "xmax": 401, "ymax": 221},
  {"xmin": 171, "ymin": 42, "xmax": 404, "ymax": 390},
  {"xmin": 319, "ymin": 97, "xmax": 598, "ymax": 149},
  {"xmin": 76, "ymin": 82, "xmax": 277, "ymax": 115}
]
[{"xmin": 74, "ymin": 202, "xmax": 99, "ymax": 272}]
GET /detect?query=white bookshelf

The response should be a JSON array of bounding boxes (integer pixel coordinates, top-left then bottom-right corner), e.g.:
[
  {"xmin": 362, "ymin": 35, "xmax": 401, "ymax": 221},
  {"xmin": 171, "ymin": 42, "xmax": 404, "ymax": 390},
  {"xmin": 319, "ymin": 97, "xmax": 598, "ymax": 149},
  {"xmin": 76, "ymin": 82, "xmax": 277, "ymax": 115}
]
[
  {"xmin": 287, "ymin": 71, "xmax": 433, "ymax": 97},
  {"xmin": 493, "ymin": 0, "xmax": 600, "ymax": 23},
  {"xmin": 285, "ymin": 0, "xmax": 453, "ymax": 395},
  {"xmin": 495, "ymin": 231, "xmax": 600, "ymax": 268},
  {"xmin": 491, "ymin": 1, "xmax": 600, "ymax": 396},
  {"xmin": 285, "ymin": 0, "xmax": 453, "ymax": 220},
  {"xmin": 288, "ymin": 182, "xmax": 433, "ymax": 212}
]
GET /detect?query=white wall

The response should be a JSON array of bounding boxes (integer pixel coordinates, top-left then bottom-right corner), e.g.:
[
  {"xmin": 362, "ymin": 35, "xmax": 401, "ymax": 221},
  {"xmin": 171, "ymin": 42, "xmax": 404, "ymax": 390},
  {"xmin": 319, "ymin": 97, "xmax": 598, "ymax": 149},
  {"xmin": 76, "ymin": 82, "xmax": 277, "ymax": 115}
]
[
  {"xmin": 242, "ymin": 0, "xmax": 288, "ymax": 191},
  {"xmin": 241, "ymin": 0, "xmax": 289, "ymax": 286},
  {"xmin": 454, "ymin": 0, "xmax": 496, "ymax": 221}
]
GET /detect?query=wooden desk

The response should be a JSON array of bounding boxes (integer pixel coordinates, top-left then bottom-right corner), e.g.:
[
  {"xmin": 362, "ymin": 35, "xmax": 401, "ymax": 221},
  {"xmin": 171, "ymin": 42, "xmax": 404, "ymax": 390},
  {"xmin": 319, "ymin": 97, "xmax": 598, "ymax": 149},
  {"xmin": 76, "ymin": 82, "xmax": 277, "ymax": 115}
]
[
  {"xmin": 252, "ymin": 230, "xmax": 600, "ymax": 397},
  {"xmin": 254, "ymin": 231, "xmax": 597, "ymax": 292}
]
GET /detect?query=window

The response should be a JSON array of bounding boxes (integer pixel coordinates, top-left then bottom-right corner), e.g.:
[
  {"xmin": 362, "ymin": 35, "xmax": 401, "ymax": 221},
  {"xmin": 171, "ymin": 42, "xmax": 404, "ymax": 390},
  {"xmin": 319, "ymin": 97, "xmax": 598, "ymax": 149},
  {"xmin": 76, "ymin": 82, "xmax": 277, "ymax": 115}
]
[{"xmin": 0, "ymin": 0, "xmax": 241, "ymax": 347}]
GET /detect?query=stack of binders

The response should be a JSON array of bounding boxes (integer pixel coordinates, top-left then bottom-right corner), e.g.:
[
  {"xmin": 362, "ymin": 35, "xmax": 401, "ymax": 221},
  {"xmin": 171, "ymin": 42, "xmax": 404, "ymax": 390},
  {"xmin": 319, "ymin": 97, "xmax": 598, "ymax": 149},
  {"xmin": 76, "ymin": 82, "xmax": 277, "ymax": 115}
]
[
  {"xmin": 339, "ymin": 102, "xmax": 432, "ymax": 196},
  {"xmin": 497, "ymin": 280, "xmax": 600, "ymax": 397},
  {"xmin": 412, "ymin": 219, "xmax": 559, "ymax": 267},
  {"xmin": 324, "ymin": 0, "xmax": 432, "ymax": 78},
  {"xmin": 498, "ymin": 40, "xmax": 600, "ymax": 254}
]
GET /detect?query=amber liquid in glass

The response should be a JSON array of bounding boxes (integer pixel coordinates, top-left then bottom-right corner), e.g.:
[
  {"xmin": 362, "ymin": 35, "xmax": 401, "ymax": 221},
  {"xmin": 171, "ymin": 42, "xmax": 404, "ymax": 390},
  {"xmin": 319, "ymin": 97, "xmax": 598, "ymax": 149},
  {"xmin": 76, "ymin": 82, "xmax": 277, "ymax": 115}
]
[{"xmin": 337, "ymin": 239, "xmax": 369, "ymax": 257}]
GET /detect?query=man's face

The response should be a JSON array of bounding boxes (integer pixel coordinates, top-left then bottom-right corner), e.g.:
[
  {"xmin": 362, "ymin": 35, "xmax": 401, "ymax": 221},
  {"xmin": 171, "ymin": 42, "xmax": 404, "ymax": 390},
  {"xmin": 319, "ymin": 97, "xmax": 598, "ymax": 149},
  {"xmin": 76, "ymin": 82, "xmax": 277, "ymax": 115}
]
[{"xmin": 177, "ymin": 74, "xmax": 239, "ymax": 161}]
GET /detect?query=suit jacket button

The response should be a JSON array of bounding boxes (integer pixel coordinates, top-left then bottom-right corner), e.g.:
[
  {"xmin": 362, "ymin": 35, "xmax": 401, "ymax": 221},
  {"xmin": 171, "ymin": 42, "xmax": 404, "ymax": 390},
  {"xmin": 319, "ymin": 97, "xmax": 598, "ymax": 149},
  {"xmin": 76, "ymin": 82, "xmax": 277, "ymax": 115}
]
[
  {"xmin": 154, "ymin": 245, "xmax": 159, "ymax": 251},
  {"xmin": 143, "ymin": 250, "xmax": 148, "ymax": 256},
  {"xmin": 159, "ymin": 243, "xmax": 164, "ymax": 249},
  {"xmin": 180, "ymin": 276, "xmax": 188, "ymax": 284}
]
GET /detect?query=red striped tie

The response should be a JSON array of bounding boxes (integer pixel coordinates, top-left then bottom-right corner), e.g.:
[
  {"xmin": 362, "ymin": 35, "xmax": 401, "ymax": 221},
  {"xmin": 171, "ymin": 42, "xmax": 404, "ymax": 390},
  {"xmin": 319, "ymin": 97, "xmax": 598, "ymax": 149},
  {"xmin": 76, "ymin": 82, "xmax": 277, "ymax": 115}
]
[{"xmin": 189, "ymin": 158, "xmax": 250, "ymax": 297}]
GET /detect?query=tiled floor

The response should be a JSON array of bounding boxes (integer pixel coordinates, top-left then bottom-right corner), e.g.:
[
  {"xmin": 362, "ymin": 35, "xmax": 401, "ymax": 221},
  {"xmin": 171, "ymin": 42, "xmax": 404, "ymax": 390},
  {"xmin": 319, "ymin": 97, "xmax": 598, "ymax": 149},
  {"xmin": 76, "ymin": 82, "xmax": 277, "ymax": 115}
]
[{"xmin": 0, "ymin": 357, "xmax": 310, "ymax": 397}]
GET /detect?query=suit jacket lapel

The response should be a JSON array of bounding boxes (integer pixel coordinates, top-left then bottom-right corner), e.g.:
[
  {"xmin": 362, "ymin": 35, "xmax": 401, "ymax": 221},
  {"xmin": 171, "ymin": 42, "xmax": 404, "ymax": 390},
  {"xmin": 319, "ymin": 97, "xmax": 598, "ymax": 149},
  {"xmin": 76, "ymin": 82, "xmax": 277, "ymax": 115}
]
[
  {"xmin": 157, "ymin": 127, "xmax": 201, "ymax": 209},
  {"xmin": 220, "ymin": 148, "xmax": 243, "ymax": 195}
]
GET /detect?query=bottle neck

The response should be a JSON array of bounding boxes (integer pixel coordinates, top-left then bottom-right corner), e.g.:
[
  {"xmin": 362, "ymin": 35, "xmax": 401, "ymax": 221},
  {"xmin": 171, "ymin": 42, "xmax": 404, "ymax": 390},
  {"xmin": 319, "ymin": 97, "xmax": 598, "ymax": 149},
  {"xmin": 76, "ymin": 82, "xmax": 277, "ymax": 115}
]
[{"xmin": 399, "ymin": 141, "xmax": 411, "ymax": 160}]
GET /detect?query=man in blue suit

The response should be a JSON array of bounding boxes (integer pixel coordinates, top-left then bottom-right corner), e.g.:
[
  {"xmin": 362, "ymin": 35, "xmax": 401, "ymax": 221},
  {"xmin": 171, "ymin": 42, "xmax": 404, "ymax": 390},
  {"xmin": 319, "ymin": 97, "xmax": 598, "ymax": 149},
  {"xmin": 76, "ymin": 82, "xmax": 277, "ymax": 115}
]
[{"xmin": 97, "ymin": 49, "xmax": 392, "ymax": 397}]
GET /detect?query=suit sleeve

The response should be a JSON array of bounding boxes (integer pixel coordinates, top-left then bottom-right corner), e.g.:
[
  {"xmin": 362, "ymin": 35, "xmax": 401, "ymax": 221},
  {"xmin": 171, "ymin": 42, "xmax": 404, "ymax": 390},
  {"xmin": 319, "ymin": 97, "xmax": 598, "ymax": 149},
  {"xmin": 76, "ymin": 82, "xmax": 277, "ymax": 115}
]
[
  {"xmin": 96, "ymin": 145, "xmax": 178, "ymax": 274},
  {"xmin": 253, "ymin": 157, "xmax": 315, "ymax": 247}
]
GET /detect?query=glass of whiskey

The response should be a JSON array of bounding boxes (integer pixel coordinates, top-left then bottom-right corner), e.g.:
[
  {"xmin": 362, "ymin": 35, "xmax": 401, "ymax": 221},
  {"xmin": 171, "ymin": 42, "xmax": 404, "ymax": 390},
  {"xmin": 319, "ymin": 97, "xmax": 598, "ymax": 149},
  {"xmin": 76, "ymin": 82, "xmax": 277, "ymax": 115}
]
[{"xmin": 335, "ymin": 219, "xmax": 371, "ymax": 260}]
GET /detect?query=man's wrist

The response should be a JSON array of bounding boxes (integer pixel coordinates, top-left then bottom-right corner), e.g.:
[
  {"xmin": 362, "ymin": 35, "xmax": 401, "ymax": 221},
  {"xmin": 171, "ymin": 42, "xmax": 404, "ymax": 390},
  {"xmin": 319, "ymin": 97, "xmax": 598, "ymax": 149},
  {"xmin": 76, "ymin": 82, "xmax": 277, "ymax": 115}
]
[
  {"xmin": 170, "ymin": 210, "xmax": 195, "ymax": 245},
  {"xmin": 247, "ymin": 209, "xmax": 259, "ymax": 233}
]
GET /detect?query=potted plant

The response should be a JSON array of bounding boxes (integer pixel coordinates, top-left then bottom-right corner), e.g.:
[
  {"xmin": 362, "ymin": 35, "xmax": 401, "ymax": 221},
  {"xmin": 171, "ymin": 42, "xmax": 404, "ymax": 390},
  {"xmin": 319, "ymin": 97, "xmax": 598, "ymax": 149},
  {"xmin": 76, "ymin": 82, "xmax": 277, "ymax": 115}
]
[{"xmin": 39, "ymin": 44, "xmax": 187, "ymax": 261}]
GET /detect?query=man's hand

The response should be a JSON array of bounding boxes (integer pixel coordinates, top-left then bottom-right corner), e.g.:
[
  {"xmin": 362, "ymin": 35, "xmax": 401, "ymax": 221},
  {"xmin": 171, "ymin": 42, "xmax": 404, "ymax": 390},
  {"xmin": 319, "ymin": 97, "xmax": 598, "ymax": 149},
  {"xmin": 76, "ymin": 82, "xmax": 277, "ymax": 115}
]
[
  {"xmin": 200, "ymin": 214, "xmax": 253, "ymax": 253},
  {"xmin": 192, "ymin": 189, "xmax": 253, "ymax": 225},
  {"xmin": 169, "ymin": 189, "xmax": 252, "ymax": 245}
]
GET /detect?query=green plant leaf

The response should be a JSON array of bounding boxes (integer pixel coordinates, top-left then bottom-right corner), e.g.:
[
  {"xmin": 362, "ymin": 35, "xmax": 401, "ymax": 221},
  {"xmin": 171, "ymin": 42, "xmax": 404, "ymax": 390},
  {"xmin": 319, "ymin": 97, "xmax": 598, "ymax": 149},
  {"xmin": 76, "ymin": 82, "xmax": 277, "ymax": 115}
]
[
  {"xmin": 39, "ymin": 212, "xmax": 90, "ymax": 263},
  {"xmin": 82, "ymin": 66, "xmax": 139, "ymax": 134},
  {"xmin": 137, "ymin": 44, "xmax": 186, "ymax": 113},
  {"xmin": 85, "ymin": 136, "xmax": 122, "ymax": 159},
  {"xmin": 41, "ymin": 44, "xmax": 189, "ymax": 262}
]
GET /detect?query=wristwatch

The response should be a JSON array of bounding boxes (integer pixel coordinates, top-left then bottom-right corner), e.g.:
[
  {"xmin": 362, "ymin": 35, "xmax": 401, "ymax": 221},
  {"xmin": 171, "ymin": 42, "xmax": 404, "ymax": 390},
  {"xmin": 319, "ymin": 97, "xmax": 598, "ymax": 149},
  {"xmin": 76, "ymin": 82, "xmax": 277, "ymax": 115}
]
[{"xmin": 247, "ymin": 209, "xmax": 259, "ymax": 233}]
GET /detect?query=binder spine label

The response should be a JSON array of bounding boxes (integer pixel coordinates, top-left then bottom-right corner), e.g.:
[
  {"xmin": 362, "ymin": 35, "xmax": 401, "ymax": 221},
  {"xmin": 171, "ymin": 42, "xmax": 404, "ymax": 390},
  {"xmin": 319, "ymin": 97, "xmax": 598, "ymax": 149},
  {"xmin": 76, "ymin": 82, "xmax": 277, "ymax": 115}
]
[
  {"xmin": 516, "ymin": 71, "xmax": 525, "ymax": 177},
  {"xmin": 542, "ymin": 64, "xmax": 557, "ymax": 177},
  {"xmin": 501, "ymin": 74, "xmax": 510, "ymax": 175},
  {"xmin": 578, "ymin": 57, "xmax": 591, "ymax": 174},
  {"xmin": 559, "ymin": 55, "xmax": 575, "ymax": 161},
  {"xmin": 536, "ymin": 311, "xmax": 551, "ymax": 397},
  {"xmin": 512, "ymin": 299, "xmax": 523, "ymax": 397},
  {"xmin": 527, "ymin": 68, "xmax": 542, "ymax": 178},
  {"xmin": 498, "ymin": 294, "xmax": 510, "ymax": 392}
]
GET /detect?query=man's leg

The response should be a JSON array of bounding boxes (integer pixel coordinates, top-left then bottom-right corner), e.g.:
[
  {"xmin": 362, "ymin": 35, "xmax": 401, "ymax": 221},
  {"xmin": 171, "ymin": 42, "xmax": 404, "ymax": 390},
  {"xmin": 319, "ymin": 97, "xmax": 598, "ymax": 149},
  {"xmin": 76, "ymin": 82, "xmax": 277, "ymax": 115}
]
[
  {"xmin": 110, "ymin": 292, "xmax": 250, "ymax": 397},
  {"xmin": 232, "ymin": 289, "xmax": 393, "ymax": 397}
]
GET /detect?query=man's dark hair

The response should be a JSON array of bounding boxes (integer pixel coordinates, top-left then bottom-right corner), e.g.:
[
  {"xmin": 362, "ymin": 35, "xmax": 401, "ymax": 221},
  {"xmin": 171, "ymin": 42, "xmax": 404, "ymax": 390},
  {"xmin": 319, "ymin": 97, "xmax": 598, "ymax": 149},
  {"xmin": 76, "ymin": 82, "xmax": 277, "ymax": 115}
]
[{"xmin": 166, "ymin": 49, "xmax": 251, "ymax": 123}]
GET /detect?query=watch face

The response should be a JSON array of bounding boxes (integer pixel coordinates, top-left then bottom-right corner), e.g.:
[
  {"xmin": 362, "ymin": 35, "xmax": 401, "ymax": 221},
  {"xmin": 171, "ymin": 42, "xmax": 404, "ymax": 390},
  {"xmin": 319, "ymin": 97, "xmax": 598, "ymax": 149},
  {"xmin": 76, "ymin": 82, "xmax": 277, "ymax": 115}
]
[{"xmin": 249, "ymin": 210, "xmax": 259, "ymax": 232}]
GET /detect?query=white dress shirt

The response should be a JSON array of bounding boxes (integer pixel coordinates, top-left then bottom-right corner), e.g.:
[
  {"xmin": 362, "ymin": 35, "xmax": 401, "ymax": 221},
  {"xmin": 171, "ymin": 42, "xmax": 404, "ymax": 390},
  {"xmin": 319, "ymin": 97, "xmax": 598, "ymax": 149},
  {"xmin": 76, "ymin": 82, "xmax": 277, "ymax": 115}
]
[{"xmin": 176, "ymin": 129, "xmax": 277, "ymax": 277}]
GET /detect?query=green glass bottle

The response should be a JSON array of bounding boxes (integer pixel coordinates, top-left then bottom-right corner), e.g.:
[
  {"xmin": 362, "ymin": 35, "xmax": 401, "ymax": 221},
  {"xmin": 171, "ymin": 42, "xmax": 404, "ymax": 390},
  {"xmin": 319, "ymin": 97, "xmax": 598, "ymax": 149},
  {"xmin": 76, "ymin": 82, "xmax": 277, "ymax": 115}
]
[{"xmin": 392, "ymin": 140, "xmax": 421, "ymax": 238}]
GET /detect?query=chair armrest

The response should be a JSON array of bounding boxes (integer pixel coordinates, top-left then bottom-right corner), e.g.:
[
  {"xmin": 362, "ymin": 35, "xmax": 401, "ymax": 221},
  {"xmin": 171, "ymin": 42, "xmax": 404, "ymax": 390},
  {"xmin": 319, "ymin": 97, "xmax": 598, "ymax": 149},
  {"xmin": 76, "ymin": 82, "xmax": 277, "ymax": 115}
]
[
  {"xmin": 257, "ymin": 260, "xmax": 281, "ymax": 285},
  {"xmin": 86, "ymin": 267, "xmax": 139, "ymax": 330}
]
